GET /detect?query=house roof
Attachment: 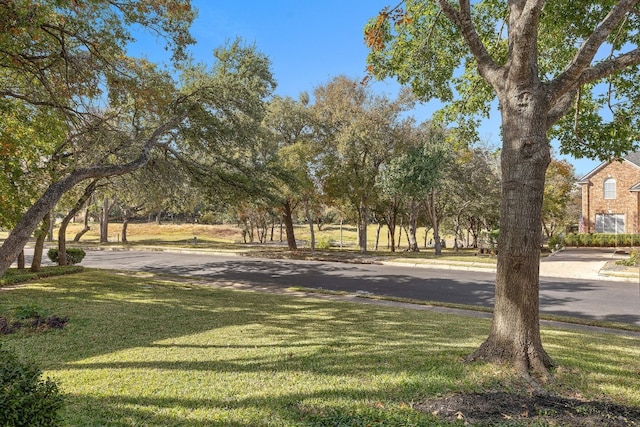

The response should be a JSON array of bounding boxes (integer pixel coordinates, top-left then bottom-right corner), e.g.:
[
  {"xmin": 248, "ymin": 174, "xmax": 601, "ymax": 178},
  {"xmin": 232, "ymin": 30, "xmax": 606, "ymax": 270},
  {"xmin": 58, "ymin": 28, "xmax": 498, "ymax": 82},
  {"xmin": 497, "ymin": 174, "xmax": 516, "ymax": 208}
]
[
  {"xmin": 624, "ymin": 152, "xmax": 640, "ymax": 167},
  {"xmin": 578, "ymin": 151, "xmax": 640, "ymax": 183},
  {"xmin": 630, "ymin": 182, "xmax": 640, "ymax": 192}
]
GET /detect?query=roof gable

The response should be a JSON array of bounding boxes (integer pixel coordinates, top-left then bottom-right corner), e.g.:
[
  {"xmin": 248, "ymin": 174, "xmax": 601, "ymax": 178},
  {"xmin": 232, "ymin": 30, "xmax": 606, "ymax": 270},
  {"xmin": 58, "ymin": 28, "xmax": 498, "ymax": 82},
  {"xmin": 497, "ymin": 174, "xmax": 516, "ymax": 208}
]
[
  {"xmin": 578, "ymin": 152, "xmax": 640, "ymax": 183},
  {"xmin": 624, "ymin": 152, "xmax": 640, "ymax": 167}
]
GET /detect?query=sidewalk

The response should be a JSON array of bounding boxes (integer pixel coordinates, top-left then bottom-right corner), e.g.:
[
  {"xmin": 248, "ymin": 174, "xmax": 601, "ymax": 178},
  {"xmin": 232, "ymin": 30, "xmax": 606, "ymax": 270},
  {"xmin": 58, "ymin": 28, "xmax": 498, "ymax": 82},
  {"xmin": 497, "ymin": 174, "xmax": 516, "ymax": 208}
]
[{"xmin": 381, "ymin": 247, "xmax": 640, "ymax": 283}]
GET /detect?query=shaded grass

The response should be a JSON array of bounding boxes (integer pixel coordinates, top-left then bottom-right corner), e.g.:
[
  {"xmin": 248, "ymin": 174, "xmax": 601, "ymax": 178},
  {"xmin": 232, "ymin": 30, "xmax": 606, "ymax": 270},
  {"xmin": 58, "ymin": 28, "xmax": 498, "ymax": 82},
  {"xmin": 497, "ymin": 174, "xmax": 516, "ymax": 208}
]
[
  {"xmin": 0, "ymin": 266, "xmax": 84, "ymax": 286},
  {"xmin": 1, "ymin": 271, "xmax": 639, "ymax": 426}
]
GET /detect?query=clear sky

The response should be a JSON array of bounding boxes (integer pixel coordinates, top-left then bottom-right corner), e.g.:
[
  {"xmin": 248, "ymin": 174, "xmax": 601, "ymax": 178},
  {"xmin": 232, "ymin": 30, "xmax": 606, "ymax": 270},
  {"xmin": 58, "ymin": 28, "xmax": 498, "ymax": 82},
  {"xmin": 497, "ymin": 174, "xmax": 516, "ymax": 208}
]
[{"xmin": 130, "ymin": 0, "xmax": 602, "ymax": 177}]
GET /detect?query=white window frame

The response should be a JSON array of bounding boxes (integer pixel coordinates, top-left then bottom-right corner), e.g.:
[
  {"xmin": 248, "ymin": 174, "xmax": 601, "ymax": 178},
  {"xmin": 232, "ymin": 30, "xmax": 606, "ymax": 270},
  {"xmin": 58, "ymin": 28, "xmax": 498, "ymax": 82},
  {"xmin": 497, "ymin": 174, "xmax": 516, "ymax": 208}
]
[
  {"xmin": 595, "ymin": 213, "xmax": 625, "ymax": 233},
  {"xmin": 603, "ymin": 178, "xmax": 617, "ymax": 199}
]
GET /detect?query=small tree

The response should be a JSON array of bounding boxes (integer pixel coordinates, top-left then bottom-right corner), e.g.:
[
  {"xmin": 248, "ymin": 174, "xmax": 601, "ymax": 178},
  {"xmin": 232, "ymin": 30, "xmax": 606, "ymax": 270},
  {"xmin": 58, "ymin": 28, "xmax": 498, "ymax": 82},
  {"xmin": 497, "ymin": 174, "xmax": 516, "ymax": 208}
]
[{"xmin": 378, "ymin": 124, "xmax": 451, "ymax": 255}]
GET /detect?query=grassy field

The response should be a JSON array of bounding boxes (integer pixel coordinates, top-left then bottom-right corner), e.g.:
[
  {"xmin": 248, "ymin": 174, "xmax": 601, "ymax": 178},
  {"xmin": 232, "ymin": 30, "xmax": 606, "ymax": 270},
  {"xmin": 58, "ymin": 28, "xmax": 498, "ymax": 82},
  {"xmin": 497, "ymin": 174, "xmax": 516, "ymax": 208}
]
[
  {"xmin": 38, "ymin": 221, "xmax": 498, "ymax": 266},
  {"xmin": 55, "ymin": 221, "xmax": 452, "ymax": 249},
  {"xmin": 1, "ymin": 270, "xmax": 639, "ymax": 426}
]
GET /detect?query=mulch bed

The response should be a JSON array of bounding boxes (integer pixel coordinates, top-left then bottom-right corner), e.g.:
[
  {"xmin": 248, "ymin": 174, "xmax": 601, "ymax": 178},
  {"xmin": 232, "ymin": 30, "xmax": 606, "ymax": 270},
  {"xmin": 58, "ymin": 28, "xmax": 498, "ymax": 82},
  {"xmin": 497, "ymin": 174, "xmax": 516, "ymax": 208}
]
[{"xmin": 415, "ymin": 391, "xmax": 640, "ymax": 426}]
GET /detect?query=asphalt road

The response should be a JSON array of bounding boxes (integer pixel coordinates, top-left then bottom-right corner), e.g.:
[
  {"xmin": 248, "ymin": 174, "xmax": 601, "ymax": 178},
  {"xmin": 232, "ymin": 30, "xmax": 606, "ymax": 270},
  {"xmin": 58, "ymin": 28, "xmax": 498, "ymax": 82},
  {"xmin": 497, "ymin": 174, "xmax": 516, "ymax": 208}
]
[{"xmin": 76, "ymin": 249, "xmax": 640, "ymax": 327}]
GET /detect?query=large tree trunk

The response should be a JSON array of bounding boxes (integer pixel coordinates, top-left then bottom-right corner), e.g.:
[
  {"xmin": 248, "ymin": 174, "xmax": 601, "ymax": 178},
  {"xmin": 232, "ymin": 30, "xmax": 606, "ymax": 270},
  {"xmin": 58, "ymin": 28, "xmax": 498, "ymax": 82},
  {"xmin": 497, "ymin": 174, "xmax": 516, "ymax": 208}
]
[
  {"xmin": 304, "ymin": 199, "xmax": 315, "ymax": 254},
  {"xmin": 47, "ymin": 209, "xmax": 54, "ymax": 242},
  {"xmin": 100, "ymin": 197, "xmax": 110, "ymax": 243},
  {"xmin": 30, "ymin": 211, "xmax": 51, "ymax": 272},
  {"xmin": 407, "ymin": 199, "xmax": 419, "ymax": 252},
  {"xmin": 469, "ymin": 89, "xmax": 553, "ymax": 381},
  {"xmin": 17, "ymin": 249, "xmax": 25, "ymax": 269},
  {"xmin": 358, "ymin": 197, "xmax": 368, "ymax": 253},
  {"xmin": 282, "ymin": 200, "xmax": 297, "ymax": 250},
  {"xmin": 122, "ymin": 215, "xmax": 129, "ymax": 243},
  {"xmin": 387, "ymin": 213, "xmax": 397, "ymax": 252},
  {"xmin": 426, "ymin": 189, "xmax": 442, "ymax": 255},
  {"xmin": 59, "ymin": 180, "xmax": 98, "ymax": 265}
]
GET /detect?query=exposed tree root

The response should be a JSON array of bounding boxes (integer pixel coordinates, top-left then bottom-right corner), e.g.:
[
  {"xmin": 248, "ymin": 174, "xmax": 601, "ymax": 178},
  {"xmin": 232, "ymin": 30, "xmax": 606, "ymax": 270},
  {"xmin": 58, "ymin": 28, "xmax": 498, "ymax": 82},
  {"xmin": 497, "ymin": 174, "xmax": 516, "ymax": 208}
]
[{"xmin": 467, "ymin": 337, "xmax": 554, "ymax": 392}]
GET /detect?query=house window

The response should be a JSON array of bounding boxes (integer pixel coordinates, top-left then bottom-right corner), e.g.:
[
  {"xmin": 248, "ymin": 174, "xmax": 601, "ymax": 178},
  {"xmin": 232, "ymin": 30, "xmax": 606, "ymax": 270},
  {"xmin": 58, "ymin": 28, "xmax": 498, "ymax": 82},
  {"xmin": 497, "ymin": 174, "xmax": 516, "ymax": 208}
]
[
  {"xmin": 595, "ymin": 213, "xmax": 625, "ymax": 233},
  {"xmin": 603, "ymin": 178, "xmax": 616, "ymax": 199}
]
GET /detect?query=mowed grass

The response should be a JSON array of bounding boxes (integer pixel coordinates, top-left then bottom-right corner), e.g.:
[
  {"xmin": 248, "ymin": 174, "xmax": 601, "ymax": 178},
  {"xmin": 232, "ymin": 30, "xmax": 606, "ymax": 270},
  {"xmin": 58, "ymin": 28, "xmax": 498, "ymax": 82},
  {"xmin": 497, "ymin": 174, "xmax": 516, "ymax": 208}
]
[
  {"xmin": 59, "ymin": 220, "xmax": 440, "ymax": 249},
  {"xmin": 53, "ymin": 222, "xmax": 497, "ymax": 264},
  {"xmin": 1, "ymin": 271, "xmax": 640, "ymax": 426}
]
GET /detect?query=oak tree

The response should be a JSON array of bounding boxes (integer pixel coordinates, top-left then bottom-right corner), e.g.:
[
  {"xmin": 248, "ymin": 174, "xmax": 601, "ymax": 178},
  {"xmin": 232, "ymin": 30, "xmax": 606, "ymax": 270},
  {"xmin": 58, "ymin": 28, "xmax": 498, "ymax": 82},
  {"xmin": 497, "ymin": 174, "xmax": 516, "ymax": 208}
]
[
  {"xmin": 313, "ymin": 76, "xmax": 413, "ymax": 252},
  {"xmin": 366, "ymin": 0, "xmax": 640, "ymax": 381}
]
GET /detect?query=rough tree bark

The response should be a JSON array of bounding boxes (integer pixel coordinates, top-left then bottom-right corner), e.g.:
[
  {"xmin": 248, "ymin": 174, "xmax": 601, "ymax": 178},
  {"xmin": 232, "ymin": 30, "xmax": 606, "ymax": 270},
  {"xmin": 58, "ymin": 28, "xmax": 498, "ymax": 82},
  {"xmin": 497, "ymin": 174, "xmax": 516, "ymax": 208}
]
[
  {"xmin": 30, "ymin": 211, "xmax": 51, "ymax": 272},
  {"xmin": 425, "ymin": 189, "xmax": 442, "ymax": 255},
  {"xmin": 47, "ymin": 209, "xmax": 54, "ymax": 242},
  {"xmin": 468, "ymin": 85, "xmax": 554, "ymax": 380},
  {"xmin": 17, "ymin": 250, "xmax": 25, "ymax": 269},
  {"xmin": 282, "ymin": 200, "xmax": 297, "ymax": 250},
  {"xmin": 121, "ymin": 212, "xmax": 129, "ymax": 243},
  {"xmin": 358, "ymin": 197, "xmax": 368, "ymax": 253},
  {"xmin": 100, "ymin": 197, "xmax": 110, "ymax": 243},
  {"xmin": 407, "ymin": 199, "xmax": 419, "ymax": 252},
  {"xmin": 59, "ymin": 180, "xmax": 98, "ymax": 266},
  {"xmin": 304, "ymin": 198, "xmax": 316, "ymax": 254}
]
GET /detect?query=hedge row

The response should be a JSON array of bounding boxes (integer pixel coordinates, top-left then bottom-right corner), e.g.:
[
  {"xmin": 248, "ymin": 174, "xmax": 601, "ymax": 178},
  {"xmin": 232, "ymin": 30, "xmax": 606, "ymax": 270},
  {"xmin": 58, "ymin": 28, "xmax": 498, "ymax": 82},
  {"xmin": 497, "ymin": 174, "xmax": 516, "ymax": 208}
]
[{"xmin": 563, "ymin": 233, "xmax": 640, "ymax": 247}]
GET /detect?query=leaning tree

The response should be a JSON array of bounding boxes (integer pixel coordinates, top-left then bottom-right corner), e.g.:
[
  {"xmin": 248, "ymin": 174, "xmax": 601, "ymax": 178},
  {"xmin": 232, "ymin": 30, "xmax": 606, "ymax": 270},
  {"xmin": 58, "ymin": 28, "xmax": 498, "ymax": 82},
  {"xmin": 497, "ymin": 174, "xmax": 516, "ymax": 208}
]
[{"xmin": 366, "ymin": 0, "xmax": 640, "ymax": 382}]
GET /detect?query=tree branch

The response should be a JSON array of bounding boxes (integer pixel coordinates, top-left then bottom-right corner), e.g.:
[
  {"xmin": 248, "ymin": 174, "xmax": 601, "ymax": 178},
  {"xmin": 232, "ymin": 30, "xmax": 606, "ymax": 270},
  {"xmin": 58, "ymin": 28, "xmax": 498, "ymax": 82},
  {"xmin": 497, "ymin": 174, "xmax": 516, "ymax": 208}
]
[
  {"xmin": 546, "ymin": 89, "xmax": 577, "ymax": 126},
  {"xmin": 506, "ymin": 0, "xmax": 545, "ymax": 83},
  {"xmin": 552, "ymin": 0, "xmax": 638, "ymax": 96},
  {"xmin": 0, "ymin": 110, "xmax": 188, "ymax": 276},
  {"xmin": 436, "ymin": 0, "xmax": 502, "ymax": 84},
  {"xmin": 577, "ymin": 47, "xmax": 640, "ymax": 86}
]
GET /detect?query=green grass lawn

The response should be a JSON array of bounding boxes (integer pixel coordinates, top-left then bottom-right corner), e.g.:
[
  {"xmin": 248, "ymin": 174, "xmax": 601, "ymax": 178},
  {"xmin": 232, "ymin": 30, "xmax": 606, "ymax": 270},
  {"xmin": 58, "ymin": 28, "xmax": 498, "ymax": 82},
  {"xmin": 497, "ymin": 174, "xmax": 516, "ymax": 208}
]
[
  {"xmin": 50, "ymin": 222, "xmax": 459, "ymax": 252},
  {"xmin": 1, "ymin": 271, "xmax": 640, "ymax": 426}
]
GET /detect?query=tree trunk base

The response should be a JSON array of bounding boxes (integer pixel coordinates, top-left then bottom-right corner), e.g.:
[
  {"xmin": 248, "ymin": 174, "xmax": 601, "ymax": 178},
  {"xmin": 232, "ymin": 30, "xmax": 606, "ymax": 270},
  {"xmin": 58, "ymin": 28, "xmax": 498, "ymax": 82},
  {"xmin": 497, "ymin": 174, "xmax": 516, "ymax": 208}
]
[{"xmin": 467, "ymin": 336, "xmax": 554, "ymax": 386}]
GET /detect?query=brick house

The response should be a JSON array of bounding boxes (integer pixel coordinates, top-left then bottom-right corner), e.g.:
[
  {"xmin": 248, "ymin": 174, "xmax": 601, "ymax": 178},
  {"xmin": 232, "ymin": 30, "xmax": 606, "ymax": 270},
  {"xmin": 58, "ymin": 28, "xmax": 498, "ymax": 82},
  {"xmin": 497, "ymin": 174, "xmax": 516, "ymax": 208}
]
[{"xmin": 578, "ymin": 152, "xmax": 640, "ymax": 233}]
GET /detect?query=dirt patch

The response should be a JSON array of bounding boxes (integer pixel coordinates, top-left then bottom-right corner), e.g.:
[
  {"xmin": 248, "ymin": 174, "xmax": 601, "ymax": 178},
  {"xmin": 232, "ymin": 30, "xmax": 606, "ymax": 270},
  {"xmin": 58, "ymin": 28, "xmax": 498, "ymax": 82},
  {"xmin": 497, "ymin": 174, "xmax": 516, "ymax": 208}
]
[
  {"xmin": 415, "ymin": 391, "xmax": 640, "ymax": 426},
  {"xmin": 0, "ymin": 315, "xmax": 69, "ymax": 334}
]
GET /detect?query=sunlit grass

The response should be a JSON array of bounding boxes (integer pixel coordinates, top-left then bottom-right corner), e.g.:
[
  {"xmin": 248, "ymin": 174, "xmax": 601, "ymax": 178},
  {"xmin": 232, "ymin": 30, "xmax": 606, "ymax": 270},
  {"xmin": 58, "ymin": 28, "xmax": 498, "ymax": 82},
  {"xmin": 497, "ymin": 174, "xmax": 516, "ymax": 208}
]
[
  {"xmin": 1, "ymin": 270, "xmax": 639, "ymax": 425},
  {"xmin": 56, "ymin": 222, "xmax": 452, "ymax": 253}
]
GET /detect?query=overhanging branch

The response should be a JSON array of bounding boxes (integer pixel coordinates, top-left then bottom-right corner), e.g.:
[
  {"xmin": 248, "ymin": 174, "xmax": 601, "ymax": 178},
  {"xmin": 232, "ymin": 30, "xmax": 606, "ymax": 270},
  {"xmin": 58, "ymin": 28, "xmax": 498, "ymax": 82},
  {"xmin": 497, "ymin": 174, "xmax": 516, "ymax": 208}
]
[{"xmin": 552, "ymin": 0, "xmax": 638, "ymax": 96}]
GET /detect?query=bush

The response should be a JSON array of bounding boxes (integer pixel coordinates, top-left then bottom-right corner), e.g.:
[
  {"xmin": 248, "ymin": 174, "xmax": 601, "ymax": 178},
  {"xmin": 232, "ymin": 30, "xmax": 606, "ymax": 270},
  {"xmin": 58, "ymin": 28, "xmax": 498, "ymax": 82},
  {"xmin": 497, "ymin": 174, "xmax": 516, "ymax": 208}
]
[
  {"xmin": 0, "ymin": 344, "xmax": 64, "ymax": 426},
  {"xmin": 198, "ymin": 212, "xmax": 217, "ymax": 225},
  {"xmin": 315, "ymin": 237, "xmax": 332, "ymax": 250},
  {"xmin": 562, "ymin": 233, "xmax": 640, "ymax": 248},
  {"xmin": 617, "ymin": 249, "xmax": 640, "ymax": 267},
  {"xmin": 547, "ymin": 235, "xmax": 563, "ymax": 250},
  {"xmin": 47, "ymin": 248, "xmax": 86, "ymax": 265}
]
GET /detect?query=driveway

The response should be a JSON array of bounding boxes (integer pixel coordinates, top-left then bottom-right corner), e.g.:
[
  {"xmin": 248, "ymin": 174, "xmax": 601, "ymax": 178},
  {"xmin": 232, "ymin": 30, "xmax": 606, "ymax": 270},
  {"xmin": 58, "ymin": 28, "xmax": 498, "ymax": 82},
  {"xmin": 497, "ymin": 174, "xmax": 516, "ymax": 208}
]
[{"xmin": 540, "ymin": 247, "xmax": 633, "ymax": 281}]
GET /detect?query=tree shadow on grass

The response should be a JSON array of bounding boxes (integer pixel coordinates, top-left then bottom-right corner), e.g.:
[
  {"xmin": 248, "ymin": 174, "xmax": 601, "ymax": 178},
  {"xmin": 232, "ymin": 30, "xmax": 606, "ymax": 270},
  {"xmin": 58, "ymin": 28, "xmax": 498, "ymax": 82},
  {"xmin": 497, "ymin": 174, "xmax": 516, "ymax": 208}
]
[{"xmin": 4, "ymin": 270, "xmax": 640, "ymax": 426}]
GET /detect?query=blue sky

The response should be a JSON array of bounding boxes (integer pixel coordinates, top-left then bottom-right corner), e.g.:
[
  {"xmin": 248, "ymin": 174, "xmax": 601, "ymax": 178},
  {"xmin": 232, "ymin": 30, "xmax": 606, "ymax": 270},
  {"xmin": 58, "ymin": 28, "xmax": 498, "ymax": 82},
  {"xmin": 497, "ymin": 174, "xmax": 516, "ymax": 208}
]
[{"xmin": 130, "ymin": 0, "xmax": 601, "ymax": 177}]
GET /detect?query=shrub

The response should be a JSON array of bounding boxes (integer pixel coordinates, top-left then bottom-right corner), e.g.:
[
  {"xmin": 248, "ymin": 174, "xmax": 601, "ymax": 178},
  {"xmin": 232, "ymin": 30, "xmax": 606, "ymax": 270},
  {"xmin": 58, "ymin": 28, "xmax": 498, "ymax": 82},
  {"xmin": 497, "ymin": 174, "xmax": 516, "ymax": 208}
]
[
  {"xmin": 0, "ymin": 344, "xmax": 64, "ymax": 426},
  {"xmin": 547, "ymin": 235, "xmax": 563, "ymax": 250},
  {"xmin": 617, "ymin": 249, "xmax": 640, "ymax": 267},
  {"xmin": 563, "ymin": 233, "xmax": 578, "ymax": 247},
  {"xmin": 605, "ymin": 234, "xmax": 619, "ymax": 247},
  {"xmin": 13, "ymin": 305, "xmax": 48, "ymax": 320},
  {"xmin": 315, "ymin": 237, "xmax": 332, "ymax": 250},
  {"xmin": 47, "ymin": 248, "xmax": 86, "ymax": 265},
  {"xmin": 198, "ymin": 212, "xmax": 217, "ymax": 225}
]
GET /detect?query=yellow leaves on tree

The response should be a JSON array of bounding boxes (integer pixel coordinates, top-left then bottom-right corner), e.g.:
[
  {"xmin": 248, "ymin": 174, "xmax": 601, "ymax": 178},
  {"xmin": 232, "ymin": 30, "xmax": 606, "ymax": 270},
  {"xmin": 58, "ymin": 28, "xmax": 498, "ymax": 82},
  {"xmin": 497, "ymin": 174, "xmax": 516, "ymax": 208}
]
[{"xmin": 364, "ymin": 4, "xmax": 411, "ymax": 52}]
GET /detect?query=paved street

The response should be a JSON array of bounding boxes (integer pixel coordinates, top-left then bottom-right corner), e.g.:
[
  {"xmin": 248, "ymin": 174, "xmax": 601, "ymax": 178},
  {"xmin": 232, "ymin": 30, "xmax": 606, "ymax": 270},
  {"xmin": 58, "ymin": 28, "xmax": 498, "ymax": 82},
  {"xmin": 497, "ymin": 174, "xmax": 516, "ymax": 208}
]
[{"xmin": 72, "ymin": 248, "xmax": 640, "ymax": 327}]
